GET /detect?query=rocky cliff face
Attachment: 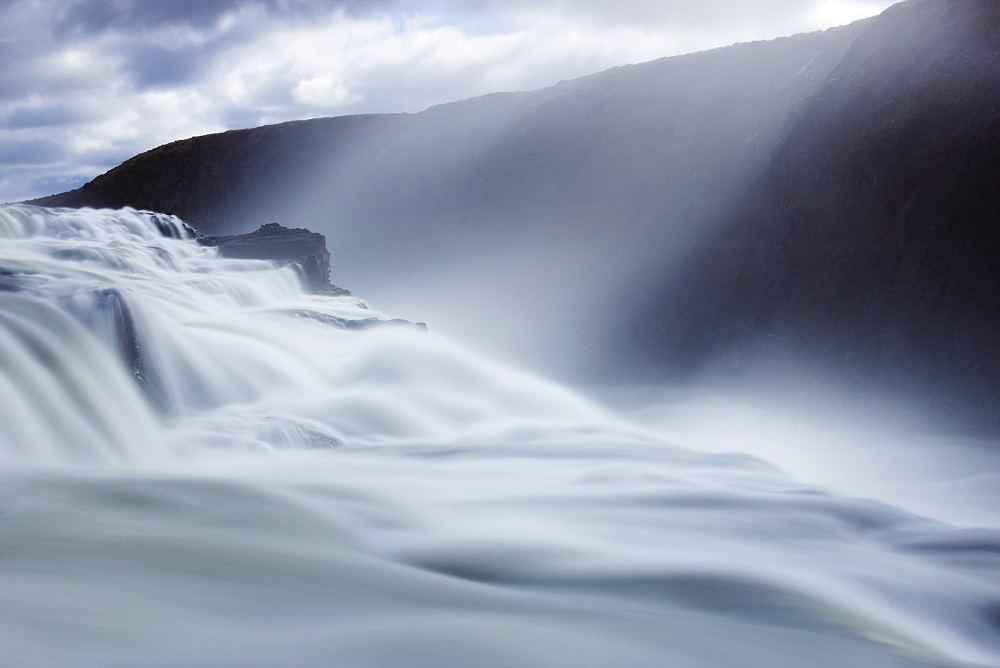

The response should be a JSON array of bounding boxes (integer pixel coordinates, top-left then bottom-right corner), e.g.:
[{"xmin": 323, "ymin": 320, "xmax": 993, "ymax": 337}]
[
  {"xmin": 197, "ymin": 222, "xmax": 426, "ymax": 330},
  {"xmin": 627, "ymin": 0, "xmax": 1000, "ymax": 431},
  {"xmin": 200, "ymin": 222, "xmax": 349, "ymax": 296}
]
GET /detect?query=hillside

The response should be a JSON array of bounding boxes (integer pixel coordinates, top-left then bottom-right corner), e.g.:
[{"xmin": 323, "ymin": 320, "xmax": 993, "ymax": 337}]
[{"xmin": 627, "ymin": 0, "xmax": 1000, "ymax": 431}]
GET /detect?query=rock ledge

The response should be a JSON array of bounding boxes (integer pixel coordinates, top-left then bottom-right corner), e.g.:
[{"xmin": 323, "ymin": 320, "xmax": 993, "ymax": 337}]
[{"xmin": 199, "ymin": 223, "xmax": 350, "ymax": 296}]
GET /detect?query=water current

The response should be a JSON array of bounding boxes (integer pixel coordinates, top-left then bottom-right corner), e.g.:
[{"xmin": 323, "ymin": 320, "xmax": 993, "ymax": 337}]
[{"xmin": 0, "ymin": 205, "xmax": 997, "ymax": 666}]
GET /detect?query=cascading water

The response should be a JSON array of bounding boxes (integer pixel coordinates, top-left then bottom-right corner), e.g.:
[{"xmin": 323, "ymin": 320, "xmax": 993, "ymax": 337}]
[{"xmin": 0, "ymin": 204, "xmax": 997, "ymax": 666}]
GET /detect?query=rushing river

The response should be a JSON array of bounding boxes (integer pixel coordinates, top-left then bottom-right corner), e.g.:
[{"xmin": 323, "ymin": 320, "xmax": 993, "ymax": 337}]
[{"xmin": 0, "ymin": 205, "xmax": 997, "ymax": 666}]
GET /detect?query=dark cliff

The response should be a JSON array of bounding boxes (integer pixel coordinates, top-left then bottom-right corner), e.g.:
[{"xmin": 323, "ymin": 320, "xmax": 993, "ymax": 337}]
[
  {"xmin": 32, "ymin": 115, "xmax": 404, "ymax": 233},
  {"xmin": 200, "ymin": 222, "xmax": 349, "ymax": 296},
  {"xmin": 197, "ymin": 222, "xmax": 425, "ymax": 330},
  {"xmin": 628, "ymin": 0, "xmax": 1000, "ymax": 431}
]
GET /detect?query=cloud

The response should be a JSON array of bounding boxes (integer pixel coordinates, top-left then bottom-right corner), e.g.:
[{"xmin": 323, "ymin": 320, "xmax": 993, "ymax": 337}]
[
  {"xmin": 124, "ymin": 43, "xmax": 207, "ymax": 89},
  {"xmin": 0, "ymin": 0, "xmax": 897, "ymax": 202},
  {"xmin": 51, "ymin": 0, "xmax": 401, "ymax": 36},
  {"xmin": 3, "ymin": 103, "xmax": 92, "ymax": 129},
  {"xmin": 53, "ymin": 0, "xmax": 244, "ymax": 34},
  {"xmin": 28, "ymin": 172, "xmax": 91, "ymax": 196},
  {"xmin": 0, "ymin": 138, "xmax": 66, "ymax": 165},
  {"xmin": 0, "ymin": 165, "xmax": 92, "ymax": 204}
]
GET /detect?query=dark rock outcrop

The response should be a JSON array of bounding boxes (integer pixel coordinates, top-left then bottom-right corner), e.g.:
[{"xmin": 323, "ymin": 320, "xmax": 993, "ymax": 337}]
[
  {"xmin": 200, "ymin": 223, "xmax": 350, "ymax": 296},
  {"xmin": 284, "ymin": 309, "xmax": 426, "ymax": 331},
  {"xmin": 198, "ymin": 223, "xmax": 426, "ymax": 330},
  {"xmin": 627, "ymin": 0, "xmax": 1000, "ymax": 432}
]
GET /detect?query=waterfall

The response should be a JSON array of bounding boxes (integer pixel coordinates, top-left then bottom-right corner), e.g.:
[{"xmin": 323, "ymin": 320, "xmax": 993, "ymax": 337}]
[{"xmin": 0, "ymin": 204, "xmax": 997, "ymax": 666}]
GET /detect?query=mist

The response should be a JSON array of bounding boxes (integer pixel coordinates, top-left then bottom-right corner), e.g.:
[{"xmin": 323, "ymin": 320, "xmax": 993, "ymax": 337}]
[
  {"xmin": 588, "ymin": 374, "xmax": 1000, "ymax": 530},
  {"xmin": 201, "ymin": 21, "xmax": 865, "ymax": 381}
]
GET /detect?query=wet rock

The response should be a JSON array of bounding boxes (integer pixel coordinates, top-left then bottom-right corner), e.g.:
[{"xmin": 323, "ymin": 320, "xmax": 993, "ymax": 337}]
[
  {"xmin": 285, "ymin": 309, "xmax": 427, "ymax": 331},
  {"xmin": 200, "ymin": 223, "xmax": 350, "ymax": 296}
]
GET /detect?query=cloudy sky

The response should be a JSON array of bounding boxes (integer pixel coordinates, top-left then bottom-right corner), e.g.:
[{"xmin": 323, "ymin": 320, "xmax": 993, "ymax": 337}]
[{"xmin": 0, "ymin": 0, "xmax": 896, "ymax": 203}]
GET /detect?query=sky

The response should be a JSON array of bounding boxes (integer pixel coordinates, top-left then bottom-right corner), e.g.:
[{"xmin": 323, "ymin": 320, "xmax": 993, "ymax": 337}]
[{"xmin": 0, "ymin": 0, "xmax": 896, "ymax": 203}]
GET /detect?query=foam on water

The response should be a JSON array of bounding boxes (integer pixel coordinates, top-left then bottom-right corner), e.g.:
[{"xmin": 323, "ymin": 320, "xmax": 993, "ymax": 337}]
[{"xmin": 0, "ymin": 205, "xmax": 997, "ymax": 666}]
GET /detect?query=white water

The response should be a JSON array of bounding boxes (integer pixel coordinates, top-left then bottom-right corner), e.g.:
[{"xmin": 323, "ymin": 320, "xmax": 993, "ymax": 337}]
[{"xmin": 0, "ymin": 205, "xmax": 997, "ymax": 666}]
